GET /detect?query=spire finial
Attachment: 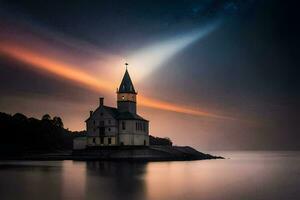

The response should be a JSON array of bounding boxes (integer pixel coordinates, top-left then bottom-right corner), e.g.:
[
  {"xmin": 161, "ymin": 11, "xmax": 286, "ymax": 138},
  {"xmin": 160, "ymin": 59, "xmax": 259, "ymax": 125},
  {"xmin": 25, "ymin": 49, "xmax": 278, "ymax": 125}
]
[{"xmin": 125, "ymin": 62, "xmax": 128, "ymax": 70}]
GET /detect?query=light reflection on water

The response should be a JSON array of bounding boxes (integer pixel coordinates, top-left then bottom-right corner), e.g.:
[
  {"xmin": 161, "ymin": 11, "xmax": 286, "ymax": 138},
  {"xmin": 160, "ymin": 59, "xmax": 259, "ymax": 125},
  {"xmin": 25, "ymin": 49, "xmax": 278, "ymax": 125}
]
[{"xmin": 0, "ymin": 151, "xmax": 299, "ymax": 200}]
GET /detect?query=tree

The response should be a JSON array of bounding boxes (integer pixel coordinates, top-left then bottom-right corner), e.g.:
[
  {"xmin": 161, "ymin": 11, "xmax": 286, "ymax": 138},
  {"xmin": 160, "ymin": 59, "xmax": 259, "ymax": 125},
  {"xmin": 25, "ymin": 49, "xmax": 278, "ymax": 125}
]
[
  {"xmin": 42, "ymin": 114, "xmax": 51, "ymax": 121},
  {"xmin": 13, "ymin": 113, "xmax": 27, "ymax": 121},
  {"xmin": 53, "ymin": 116, "xmax": 64, "ymax": 128}
]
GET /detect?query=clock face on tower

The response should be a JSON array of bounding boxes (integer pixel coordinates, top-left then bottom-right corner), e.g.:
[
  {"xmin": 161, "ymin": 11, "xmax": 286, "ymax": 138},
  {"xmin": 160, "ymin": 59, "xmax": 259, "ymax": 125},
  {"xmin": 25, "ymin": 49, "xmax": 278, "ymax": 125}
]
[{"xmin": 117, "ymin": 93, "xmax": 136, "ymax": 102}]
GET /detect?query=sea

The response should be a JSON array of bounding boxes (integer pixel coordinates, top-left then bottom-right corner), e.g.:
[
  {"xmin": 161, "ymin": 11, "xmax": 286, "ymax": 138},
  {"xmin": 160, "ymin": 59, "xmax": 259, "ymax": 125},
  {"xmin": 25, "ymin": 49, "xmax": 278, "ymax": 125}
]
[{"xmin": 0, "ymin": 151, "xmax": 299, "ymax": 200}]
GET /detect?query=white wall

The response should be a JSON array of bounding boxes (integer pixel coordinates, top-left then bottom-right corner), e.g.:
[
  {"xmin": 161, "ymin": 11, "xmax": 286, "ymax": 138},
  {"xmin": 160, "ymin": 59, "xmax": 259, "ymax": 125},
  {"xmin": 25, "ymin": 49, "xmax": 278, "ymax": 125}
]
[
  {"xmin": 118, "ymin": 120, "xmax": 149, "ymax": 146},
  {"xmin": 86, "ymin": 106, "xmax": 118, "ymax": 137},
  {"xmin": 119, "ymin": 134, "xmax": 149, "ymax": 146}
]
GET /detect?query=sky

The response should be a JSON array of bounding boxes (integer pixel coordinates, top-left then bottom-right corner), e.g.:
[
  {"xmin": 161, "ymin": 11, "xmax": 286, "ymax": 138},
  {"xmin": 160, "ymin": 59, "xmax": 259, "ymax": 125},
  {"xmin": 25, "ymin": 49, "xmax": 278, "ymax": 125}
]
[{"xmin": 0, "ymin": 0, "xmax": 299, "ymax": 150}]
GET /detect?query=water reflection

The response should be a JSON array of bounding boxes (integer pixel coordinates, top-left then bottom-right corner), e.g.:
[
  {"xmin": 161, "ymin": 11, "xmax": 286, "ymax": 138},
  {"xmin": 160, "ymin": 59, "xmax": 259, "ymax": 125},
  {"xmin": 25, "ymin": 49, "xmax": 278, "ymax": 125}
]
[
  {"xmin": 0, "ymin": 152, "xmax": 299, "ymax": 200},
  {"xmin": 62, "ymin": 161, "xmax": 86, "ymax": 199},
  {"xmin": 85, "ymin": 161, "xmax": 147, "ymax": 200},
  {"xmin": 0, "ymin": 161, "xmax": 63, "ymax": 200}
]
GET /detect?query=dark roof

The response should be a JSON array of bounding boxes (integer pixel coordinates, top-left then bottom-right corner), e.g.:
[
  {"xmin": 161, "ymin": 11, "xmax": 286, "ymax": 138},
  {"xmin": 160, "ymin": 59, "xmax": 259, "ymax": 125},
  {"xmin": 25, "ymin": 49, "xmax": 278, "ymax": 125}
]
[
  {"xmin": 118, "ymin": 69, "xmax": 136, "ymax": 94},
  {"xmin": 86, "ymin": 106, "xmax": 148, "ymax": 122},
  {"xmin": 103, "ymin": 106, "xmax": 119, "ymax": 118},
  {"xmin": 117, "ymin": 112, "xmax": 148, "ymax": 121}
]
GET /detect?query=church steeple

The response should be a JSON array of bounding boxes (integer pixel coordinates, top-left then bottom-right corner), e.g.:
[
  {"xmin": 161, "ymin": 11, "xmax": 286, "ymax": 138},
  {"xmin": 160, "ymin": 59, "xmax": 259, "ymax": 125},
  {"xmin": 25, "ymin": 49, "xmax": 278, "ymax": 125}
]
[
  {"xmin": 118, "ymin": 67, "xmax": 136, "ymax": 94},
  {"xmin": 117, "ymin": 63, "xmax": 137, "ymax": 113}
]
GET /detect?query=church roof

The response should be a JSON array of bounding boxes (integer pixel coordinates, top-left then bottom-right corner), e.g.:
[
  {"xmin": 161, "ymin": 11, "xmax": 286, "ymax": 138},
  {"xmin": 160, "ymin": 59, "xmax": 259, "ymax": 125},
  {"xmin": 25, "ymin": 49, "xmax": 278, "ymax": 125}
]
[
  {"xmin": 85, "ymin": 106, "xmax": 148, "ymax": 122},
  {"xmin": 116, "ymin": 111, "xmax": 148, "ymax": 121},
  {"xmin": 118, "ymin": 69, "xmax": 136, "ymax": 94},
  {"xmin": 103, "ymin": 106, "xmax": 119, "ymax": 118}
]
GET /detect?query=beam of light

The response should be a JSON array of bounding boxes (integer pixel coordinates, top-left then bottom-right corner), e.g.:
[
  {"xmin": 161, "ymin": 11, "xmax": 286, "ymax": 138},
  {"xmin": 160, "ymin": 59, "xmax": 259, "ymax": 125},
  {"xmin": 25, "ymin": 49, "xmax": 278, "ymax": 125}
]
[
  {"xmin": 139, "ymin": 96, "xmax": 235, "ymax": 120},
  {"xmin": 0, "ymin": 42, "xmax": 234, "ymax": 120},
  {"xmin": 126, "ymin": 22, "xmax": 221, "ymax": 81},
  {"xmin": 0, "ymin": 42, "xmax": 115, "ymax": 92}
]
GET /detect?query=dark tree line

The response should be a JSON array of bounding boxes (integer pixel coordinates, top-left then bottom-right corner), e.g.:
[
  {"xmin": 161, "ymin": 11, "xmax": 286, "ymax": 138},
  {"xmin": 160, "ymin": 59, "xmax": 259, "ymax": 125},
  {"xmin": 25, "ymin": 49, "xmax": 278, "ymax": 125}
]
[
  {"xmin": 0, "ymin": 111, "xmax": 172, "ymax": 155},
  {"xmin": 0, "ymin": 112, "xmax": 83, "ymax": 155},
  {"xmin": 150, "ymin": 135, "xmax": 172, "ymax": 146}
]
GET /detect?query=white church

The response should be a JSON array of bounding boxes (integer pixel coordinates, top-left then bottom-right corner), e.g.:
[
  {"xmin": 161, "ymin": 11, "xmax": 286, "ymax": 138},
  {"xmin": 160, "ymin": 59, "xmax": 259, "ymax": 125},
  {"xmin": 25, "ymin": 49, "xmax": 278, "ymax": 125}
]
[{"xmin": 85, "ymin": 64, "xmax": 149, "ymax": 147}]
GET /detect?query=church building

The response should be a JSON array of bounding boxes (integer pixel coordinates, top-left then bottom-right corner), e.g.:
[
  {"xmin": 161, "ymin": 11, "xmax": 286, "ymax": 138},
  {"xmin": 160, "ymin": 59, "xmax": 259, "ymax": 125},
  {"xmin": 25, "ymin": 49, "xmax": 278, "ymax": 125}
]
[{"xmin": 85, "ymin": 64, "xmax": 149, "ymax": 146}]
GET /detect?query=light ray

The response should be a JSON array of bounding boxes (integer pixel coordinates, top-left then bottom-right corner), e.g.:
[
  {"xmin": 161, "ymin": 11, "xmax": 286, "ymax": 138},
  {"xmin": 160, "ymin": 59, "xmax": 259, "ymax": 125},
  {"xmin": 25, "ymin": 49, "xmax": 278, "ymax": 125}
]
[
  {"xmin": 127, "ymin": 22, "xmax": 221, "ymax": 81},
  {"xmin": 0, "ymin": 42, "xmax": 233, "ymax": 120}
]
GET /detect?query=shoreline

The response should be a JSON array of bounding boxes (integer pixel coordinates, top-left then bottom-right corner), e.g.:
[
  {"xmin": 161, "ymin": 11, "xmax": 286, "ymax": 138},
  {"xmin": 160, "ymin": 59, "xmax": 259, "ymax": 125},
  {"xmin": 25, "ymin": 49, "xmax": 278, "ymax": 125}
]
[{"xmin": 0, "ymin": 146, "xmax": 224, "ymax": 161}]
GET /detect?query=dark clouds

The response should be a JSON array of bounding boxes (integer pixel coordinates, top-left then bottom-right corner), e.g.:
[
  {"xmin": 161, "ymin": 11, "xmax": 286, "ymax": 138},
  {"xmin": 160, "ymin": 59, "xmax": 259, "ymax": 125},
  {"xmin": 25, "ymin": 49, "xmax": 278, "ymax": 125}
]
[
  {"xmin": 0, "ymin": 0, "xmax": 256, "ymax": 50},
  {"xmin": 142, "ymin": 0, "xmax": 299, "ymax": 149}
]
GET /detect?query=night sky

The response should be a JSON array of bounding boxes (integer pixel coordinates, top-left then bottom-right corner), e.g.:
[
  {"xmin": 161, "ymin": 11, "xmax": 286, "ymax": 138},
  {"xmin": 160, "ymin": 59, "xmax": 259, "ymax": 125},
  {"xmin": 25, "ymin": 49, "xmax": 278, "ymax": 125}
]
[{"xmin": 0, "ymin": 0, "xmax": 299, "ymax": 150}]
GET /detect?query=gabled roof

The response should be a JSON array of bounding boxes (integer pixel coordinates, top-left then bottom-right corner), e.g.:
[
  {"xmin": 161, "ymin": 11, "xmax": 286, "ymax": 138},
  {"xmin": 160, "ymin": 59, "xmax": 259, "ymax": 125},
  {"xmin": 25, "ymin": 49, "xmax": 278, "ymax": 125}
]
[
  {"xmin": 85, "ymin": 106, "xmax": 148, "ymax": 121},
  {"xmin": 85, "ymin": 106, "xmax": 117, "ymax": 122},
  {"xmin": 118, "ymin": 69, "xmax": 136, "ymax": 94},
  {"xmin": 103, "ymin": 106, "xmax": 119, "ymax": 118},
  {"xmin": 85, "ymin": 106, "xmax": 148, "ymax": 122},
  {"xmin": 117, "ymin": 112, "xmax": 148, "ymax": 121}
]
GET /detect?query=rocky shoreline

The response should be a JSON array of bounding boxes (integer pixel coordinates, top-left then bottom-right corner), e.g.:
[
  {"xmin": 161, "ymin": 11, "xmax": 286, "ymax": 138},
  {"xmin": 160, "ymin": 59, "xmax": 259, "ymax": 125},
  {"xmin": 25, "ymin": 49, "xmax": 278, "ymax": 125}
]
[{"xmin": 0, "ymin": 146, "xmax": 223, "ymax": 161}]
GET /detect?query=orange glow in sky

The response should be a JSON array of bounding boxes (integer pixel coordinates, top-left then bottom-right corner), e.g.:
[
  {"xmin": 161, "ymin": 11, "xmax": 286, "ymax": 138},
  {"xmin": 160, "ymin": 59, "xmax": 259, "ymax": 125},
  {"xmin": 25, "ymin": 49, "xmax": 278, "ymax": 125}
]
[
  {"xmin": 0, "ymin": 42, "xmax": 114, "ymax": 92},
  {"xmin": 0, "ymin": 42, "xmax": 233, "ymax": 120}
]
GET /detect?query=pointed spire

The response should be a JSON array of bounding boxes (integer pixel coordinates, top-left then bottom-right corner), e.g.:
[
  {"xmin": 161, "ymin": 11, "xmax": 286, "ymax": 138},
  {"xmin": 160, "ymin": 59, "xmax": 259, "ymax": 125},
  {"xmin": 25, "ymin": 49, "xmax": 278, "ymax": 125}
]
[{"xmin": 118, "ymin": 63, "xmax": 136, "ymax": 94}]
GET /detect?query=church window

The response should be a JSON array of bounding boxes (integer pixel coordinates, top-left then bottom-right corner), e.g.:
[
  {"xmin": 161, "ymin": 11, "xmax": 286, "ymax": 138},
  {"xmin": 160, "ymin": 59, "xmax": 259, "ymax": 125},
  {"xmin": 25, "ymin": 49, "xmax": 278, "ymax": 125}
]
[
  {"xmin": 122, "ymin": 121, "xmax": 126, "ymax": 130},
  {"xmin": 100, "ymin": 137, "xmax": 104, "ymax": 144},
  {"xmin": 108, "ymin": 138, "xmax": 112, "ymax": 144},
  {"xmin": 139, "ymin": 123, "xmax": 141, "ymax": 130},
  {"xmin": 99, "ymin": 127, "xmax": 105, "ymax": 135},
  {"xmin": 93, "ymin": 138, "xmax": 96, "ymax": 143},
  {"xmin": 100, "ymin": 121, "xmax": 104, "ymax": 126},
  {"xmin": 108, "ymin": 128, "xmax": 111, "ymax": 132}
]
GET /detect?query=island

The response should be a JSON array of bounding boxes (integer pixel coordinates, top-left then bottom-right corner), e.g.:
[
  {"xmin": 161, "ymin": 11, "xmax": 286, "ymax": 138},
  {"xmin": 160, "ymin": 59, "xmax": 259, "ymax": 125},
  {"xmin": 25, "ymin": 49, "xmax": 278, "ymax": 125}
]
[{"xmin": 0, "ymin": 112, "xmax": 223, "ymax": 161}]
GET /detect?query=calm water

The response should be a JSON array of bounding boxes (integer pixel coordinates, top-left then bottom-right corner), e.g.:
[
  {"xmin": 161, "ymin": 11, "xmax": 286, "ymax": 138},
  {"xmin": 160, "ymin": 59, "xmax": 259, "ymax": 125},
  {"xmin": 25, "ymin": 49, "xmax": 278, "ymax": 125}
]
[{"xmin": 0, "ymin": 151, "xmax": 299, "ymax": 200}]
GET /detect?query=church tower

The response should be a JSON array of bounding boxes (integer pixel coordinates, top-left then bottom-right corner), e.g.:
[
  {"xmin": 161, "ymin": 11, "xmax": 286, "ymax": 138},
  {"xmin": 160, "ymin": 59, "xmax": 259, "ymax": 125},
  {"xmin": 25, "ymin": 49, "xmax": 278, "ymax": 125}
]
[{"xmin": 117, "ymin": 63, "xmax": 137, "ymax": 113}]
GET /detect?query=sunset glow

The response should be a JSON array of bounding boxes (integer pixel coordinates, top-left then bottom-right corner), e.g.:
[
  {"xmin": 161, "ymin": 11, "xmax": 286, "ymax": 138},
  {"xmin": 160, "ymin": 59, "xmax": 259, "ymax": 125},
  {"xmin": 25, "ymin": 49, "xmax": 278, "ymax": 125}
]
[
  {"xmin": 0, "ymin": 42, "xmax": 114, "ymax": 92},
  {"xmin": 0, "ymin": 42, "xmax": 231, "ymax": 120}
]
